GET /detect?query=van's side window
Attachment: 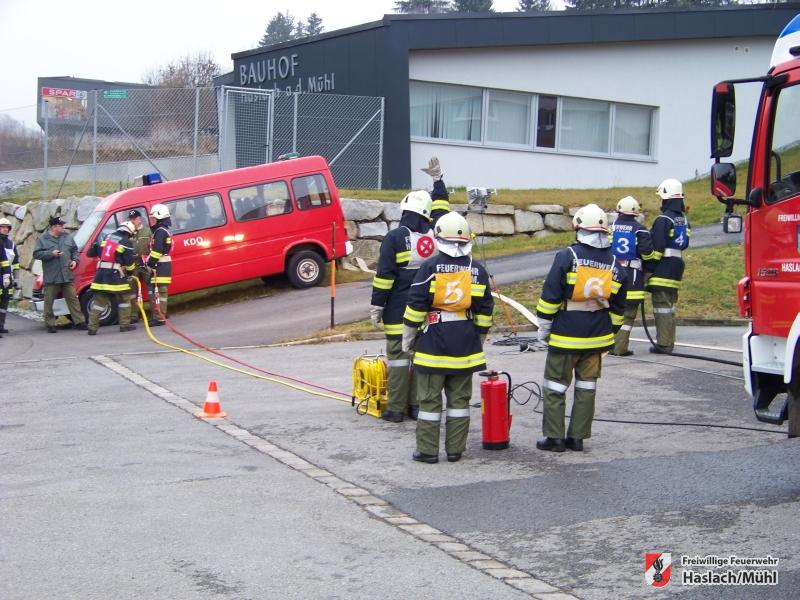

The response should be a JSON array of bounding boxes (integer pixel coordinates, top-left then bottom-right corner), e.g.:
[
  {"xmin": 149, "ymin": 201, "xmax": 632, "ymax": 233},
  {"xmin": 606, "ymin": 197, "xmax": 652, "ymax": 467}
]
[
  {"xmin": 230, "ymin": 181, "xmax": 292, "ymax": 222},
  {"xmin": 97, "ymin": 207, "xmax": 150, "ymax": 245},
  {"xmin": 166, "ymin": 194, "xmax": 226, "ymax": 234},
  {"xmin": 292, "ymin": 174, "xmax": 331, "ymax": 210}
]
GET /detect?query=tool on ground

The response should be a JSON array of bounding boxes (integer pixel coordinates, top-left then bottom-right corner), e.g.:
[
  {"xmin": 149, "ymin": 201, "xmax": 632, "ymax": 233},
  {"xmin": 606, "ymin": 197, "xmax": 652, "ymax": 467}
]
[
  {"xmin": 196, "ymin": 380, "xmax": 227, "ymax": 419},
  {"xmin": 479, "ymin": 370, "xmax": 513, "ymax": 450},
  {"xmin": 352, "ymin": 353, "xmax": 388, "ymax": 417}
]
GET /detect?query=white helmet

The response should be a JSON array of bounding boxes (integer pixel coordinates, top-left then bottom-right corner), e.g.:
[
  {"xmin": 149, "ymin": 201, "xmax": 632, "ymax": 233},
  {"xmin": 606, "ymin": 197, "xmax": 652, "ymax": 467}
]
[
  {"xmin": 656, "ymin": 178, "xmax": 683, "ymax": 200},
  {"xmin": 0, "ymin": 217, "xmax": 11, "ymax": 229},
  {"xmin": 616, "ymin": 196, "xmax": 641, "ymax": 215},
  {"xmin": 400, "ymin": 190, "xmax": 432, "ymax": 219},
  {"xmin": 119, "ymin": 220, "xmax": 136, "ymax": 235},
  {"xmin": 434, "ymin": 211, "xmax": 471, "ymax": 243},
  {"xmin": 572, "ymin": 203, "xmax": 609, "ymax": 232},
  {"xmin": 150, "ymin": 203, "xmax": 170, "ymax": 220}
]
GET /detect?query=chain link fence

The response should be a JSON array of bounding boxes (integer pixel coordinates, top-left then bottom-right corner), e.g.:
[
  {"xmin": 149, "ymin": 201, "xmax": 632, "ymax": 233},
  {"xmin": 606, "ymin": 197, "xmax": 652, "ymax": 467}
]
[{"xmin": 0, "ymin": 86, "xmax": 384, "ymax": 200}]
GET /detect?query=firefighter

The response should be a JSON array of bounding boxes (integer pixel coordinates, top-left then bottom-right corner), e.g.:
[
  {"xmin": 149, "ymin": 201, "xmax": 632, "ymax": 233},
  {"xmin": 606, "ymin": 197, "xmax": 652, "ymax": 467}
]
[
  {"xmin": 370, "ymin": 190, "xmax": 436, "ymax": 422},
  {"xmin": 421, "ymin": 156, "xmax": 451, "ymax": 224},
  {"xmin": 0, "ymin": 217, "xmax": 19, "ymax": 335},
  {"xmin": 535, "ymin": 204, "xmax": 628, "ymax": 453},
  {"xmin": 609, "ymin": 196, "xmax": 656, "ymax": 356},
  {"xmin": 646, "ymin": 178, "xmax": 691, "ymax": 353},
  {"xmin": 403, "ymin": 211, "xmax": 494, "ymax": 463},
  {"xmin": 126, "ymin": 210, "xmax": 148, "ymax": 323},
  {"xmin": 147, "ymin": 203, "xmax": 173, "ymax": 326},
  {"xmin": 86, "ymin": 221, "xmax": 137, "ymax": 335}
]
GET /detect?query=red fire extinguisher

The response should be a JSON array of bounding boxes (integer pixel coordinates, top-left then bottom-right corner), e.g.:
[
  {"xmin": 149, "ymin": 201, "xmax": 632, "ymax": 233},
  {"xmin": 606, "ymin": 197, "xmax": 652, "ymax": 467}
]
[{"xmin": 479, "ymin": 370, "xmax": 512, "ymax": 450}]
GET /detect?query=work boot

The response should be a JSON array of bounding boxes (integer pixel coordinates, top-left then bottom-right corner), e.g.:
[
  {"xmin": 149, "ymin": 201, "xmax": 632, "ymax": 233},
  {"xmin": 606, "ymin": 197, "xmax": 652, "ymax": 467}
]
[
  {"xmin": 446, "ymin": 453, "xmax": 462, "ymax": 463},
  {"xmin": 382, "ymin": 410, "xmax": 404, "ymax": 423},
  {"xmin": 74, "ymin": 323, "xmax": 88, "ymax": 331},
  {"xmin": 565, "ymin": 437, "xmax": 584, "ymax": 452},
  {"xmin": 609, "ymin": 350, "xmax": 633, "ymax": 357},
  {"xmin": 0, "ymin": 328, "xmax": 8, "ymax": 334},
  {"xmin": 148, "ymin": 319, "xmax": 165, "ymax": 327},
  {"xmin": 536, "ymin": 437, "xmax": 566, "ymax": 452},
  {"xmin": 47, "ymin": 326, "xmax": 57, "ymax": 333},
  {"xmin": 119, "ymin": 325, "xmax": 137, "ymax": 332},
  {"xmin": 649, "ymin": 345, "xmax": 672, "ymax": 354},
  {"xmin": 412, "ymin": 451, "xmax": 438, "ymax": 464},
  {"xmin": 407, "ymin": 405, "xmax": 419, "ymax": 421},
  {"xmin": 87, "ymin": 329, "xmax": 97, "ymax": 336}
]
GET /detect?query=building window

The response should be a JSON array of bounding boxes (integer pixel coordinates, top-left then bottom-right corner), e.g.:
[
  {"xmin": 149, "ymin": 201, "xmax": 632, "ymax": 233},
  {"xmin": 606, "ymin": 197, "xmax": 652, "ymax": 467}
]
[
  {"xmin": 613, "ymin": 104, "xmax": 652, "ymax": 157},
  {"xmin": 536, "ymin": 95, "xmax": 557, "ymax": 149},
  {"xmin": 560, "ymin": 97, "xmax": 610, "ymax": 154},
  {"xmin": 410, "ymin": 81, "xmax": 655, "ymax": 160},
  {"xmin": 486, "ymin": 90, "xmax": 530, "ymax": 145},
  {"xmin": 410, "ymin": 81, "xmax": 482, "ymax": 142}
]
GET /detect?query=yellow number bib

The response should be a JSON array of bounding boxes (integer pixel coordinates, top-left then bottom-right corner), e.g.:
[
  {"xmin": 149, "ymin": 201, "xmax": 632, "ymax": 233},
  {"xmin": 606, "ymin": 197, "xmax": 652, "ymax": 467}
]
[{"xmin": 432, "ymin": 270, "xmax": 472, "ymax": 312}]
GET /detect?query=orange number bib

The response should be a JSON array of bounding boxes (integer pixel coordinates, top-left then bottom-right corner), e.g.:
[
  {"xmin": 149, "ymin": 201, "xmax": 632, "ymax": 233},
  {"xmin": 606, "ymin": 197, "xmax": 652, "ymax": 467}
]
[{"xmin": 432, "ymin": 269, "xmax": 472, "ymax": 312}]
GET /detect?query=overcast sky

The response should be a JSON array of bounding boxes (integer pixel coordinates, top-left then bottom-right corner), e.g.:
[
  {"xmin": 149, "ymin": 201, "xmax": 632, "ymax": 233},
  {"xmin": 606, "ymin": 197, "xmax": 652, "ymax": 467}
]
[{"xmin": 0, "ymin": 0, "xmax": 563, "ymax": 128}]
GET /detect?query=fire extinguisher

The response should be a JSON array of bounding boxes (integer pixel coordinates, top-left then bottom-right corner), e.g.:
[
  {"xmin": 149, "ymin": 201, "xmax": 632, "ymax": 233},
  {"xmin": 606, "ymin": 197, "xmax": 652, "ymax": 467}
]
[{"xmin": 478, "ymin": 370, "xmax": 512, "ymax": 450}]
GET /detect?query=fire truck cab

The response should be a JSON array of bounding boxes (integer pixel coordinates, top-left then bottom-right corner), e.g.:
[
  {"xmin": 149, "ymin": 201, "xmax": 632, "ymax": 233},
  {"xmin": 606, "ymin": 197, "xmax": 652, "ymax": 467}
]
[{"xmin": 710, "ymin": 14, "xmax": 800, "ymax": 436}]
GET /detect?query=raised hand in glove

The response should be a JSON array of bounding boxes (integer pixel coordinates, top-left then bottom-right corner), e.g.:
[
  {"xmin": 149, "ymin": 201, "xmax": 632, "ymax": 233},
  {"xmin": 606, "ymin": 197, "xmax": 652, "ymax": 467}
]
[
  {"xmin": 369, "ymin": 305, "xmax": 384, "ymax": 329},
  {"xmin": 402, "ymin": 325, "xmax": 418, "ymax": 354},
  {"xmin": 2, "ymin": 274, "xmax": 9, "ymax": 289},
  {"xmin": 536, "ymin": 318, "xmax": 552, "ymax": 344}
]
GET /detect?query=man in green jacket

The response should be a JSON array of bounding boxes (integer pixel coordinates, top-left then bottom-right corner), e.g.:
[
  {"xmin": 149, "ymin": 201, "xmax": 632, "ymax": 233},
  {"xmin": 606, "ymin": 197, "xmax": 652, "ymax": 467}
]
[{"xmin": 32, "ymin": 216, "xmax": 88, "ymax": 333}]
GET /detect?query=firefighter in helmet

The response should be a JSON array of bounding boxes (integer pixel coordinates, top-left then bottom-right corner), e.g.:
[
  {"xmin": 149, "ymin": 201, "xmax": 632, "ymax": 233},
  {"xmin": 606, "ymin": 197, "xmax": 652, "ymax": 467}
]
[
  {"xmin": 535, "ymin": 204, "xmax": 628, "ymax": 452},
  {"xmin": 421, "ymin": 156, "xmax": 451, "ymax": 224},
  {"xmin": 0, "ymin": 217, "xmax": 19, "ymax": 335},
  {"xmin": 126, "ymin": 209, "xmax": 149, "ymax": 323},
  {"xmin": 646, "ymin": 178, "xmax": 691, "ymax": 353},
  {"xmin": 86, "ymin": 220, "xmax": 137, "ymax": 334},
  {"xmin": 403, "ymin": 211, "xmax": 494, "ymax": 463},
  {"xmin": 609, "ymin": 196, "xmax": 656, "ymax": 356},
  {"xmin": 147, "ymin": 203, "xmax": 173, "ymax": 326},
  {"xmin": 370, "ymin": 191, "xmax": 436, "ymax": 422}
]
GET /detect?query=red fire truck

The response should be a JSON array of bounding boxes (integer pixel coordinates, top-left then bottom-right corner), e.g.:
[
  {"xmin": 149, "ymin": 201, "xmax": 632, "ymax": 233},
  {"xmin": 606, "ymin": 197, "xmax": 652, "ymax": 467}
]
[{"xmin": 710, "ymin": 14, "xmax": 800, "ymax": 436}]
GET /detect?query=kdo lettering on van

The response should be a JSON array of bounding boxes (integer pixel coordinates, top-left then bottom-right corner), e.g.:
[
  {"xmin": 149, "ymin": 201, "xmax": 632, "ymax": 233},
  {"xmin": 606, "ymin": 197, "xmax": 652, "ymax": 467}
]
[{"xmin": 183, "ymin": 235, "xmax": 208, "ymax": 248}]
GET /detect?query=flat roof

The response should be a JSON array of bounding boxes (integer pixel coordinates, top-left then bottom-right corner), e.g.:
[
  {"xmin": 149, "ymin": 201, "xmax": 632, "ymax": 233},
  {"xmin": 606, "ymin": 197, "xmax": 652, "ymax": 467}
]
[{"xmin": 232, "ymin": 5, "xmax": 800, "ymax": 59}]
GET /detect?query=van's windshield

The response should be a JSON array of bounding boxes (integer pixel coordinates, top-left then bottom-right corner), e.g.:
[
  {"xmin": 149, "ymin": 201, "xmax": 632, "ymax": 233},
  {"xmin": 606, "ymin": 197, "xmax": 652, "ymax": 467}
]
[{"xmin": 73, "ymin": 210, "xmax": 105, "ymax": 251}]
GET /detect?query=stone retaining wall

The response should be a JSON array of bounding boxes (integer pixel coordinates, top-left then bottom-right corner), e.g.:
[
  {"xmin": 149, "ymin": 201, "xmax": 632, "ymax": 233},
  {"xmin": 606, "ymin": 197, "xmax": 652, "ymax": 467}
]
[{"xmin": 1, "ymin": 195, "xmax": 633, "ymax": 296}]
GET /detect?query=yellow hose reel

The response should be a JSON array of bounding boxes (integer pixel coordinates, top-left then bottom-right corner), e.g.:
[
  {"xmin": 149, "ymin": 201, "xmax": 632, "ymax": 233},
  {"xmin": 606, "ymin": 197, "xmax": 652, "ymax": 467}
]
[{"xmin": 352, "ymin": 353, "xmax": 388, "ymax": 417}]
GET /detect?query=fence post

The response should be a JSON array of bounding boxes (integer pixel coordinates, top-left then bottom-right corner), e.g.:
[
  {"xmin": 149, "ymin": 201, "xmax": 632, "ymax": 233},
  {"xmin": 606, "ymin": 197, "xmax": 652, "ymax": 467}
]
[
  {"xmin": 292, "ymin": 92, "xmax": 298, "ymax": 154},
  {"xmin": 193, "ymin": 87, "xmax": 200, "ymax": 175},
  {"xmin": 217, "ymin": 87, "xmax": 225, "ymax": 171},
  {"xmin": 42, "ymin": 97, "xmax": 48, "ymax": 202},
  {"xmin": 378, "ymin": 97, "xmax": 385, "ymax": 190},
  {"xmin": 92, "ymin": 90, "xmax": 98, "ymax": 196},
  {"xmin": 267, "ymin": 91, "xmax": 275, "ymax": 163}
]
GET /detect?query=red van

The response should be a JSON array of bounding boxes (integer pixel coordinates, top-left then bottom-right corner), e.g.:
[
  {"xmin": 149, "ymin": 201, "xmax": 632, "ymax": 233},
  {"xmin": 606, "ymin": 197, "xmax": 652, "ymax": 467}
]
[{"xmin": 69, "ymin": 156, "xmax": 352, "ymax": 325}]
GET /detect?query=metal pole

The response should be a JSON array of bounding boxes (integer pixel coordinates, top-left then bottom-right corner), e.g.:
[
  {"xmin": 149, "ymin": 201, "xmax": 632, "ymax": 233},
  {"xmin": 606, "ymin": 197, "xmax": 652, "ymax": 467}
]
[
  {"xmin": 267, "ymin": 91, "xmax": 275, "ymax": 163},
  {"xmin": 330, "ymin": 222, "xmax": 336, "ymax": 330},
  {"xmin": 42, "ymin": 97, "xmax": 48, "ymax": 202},
  {"xmin": 217, "ymin": 87, "xmax": 225, "ymax": 171},
  {"xmin": 193, "ymin": 87, "xmax": 200, "ymax": 175},
  {"xmin": 292, "ymin": 92, "xmax": 298, "ymax": 154},
  {"xmin": 377, "ymin": 98, "xmax": 385, "ymax": 190},
  {"xmin": 92, "ymin": 90, "xmax": 98, "ymax": 195}
]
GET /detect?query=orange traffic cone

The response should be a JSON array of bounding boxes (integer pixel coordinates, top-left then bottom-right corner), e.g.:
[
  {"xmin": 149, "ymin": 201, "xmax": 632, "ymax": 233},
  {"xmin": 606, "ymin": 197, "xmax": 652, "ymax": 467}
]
[{"xmin": 195, "ymin": 380, "xmax": 227, "ymax": 419}]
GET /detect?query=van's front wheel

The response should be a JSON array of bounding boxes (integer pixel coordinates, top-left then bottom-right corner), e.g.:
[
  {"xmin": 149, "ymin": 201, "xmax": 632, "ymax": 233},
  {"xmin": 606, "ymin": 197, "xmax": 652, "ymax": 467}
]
[
  {"xmin": 286, "ymin": 251, "xmax": 325, "ymax": 288},
  {"xmin": 80, "ymin": 289, "xmax": 118, "ymax": 326}
]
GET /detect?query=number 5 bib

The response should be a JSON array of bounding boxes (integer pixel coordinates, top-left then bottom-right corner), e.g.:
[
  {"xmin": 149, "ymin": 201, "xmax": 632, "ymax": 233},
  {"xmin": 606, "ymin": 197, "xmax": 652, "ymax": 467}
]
[{"xmin": 432, "ymin": 268, "xmax": 472, "ymax": 312}]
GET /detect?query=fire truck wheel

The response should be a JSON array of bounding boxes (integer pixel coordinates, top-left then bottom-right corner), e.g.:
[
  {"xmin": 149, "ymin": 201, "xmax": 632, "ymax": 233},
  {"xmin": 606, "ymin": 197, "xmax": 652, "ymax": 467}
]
[
  {"xmin": 286, "ymin": 251, "xmax": 325, "ymax": 289},
  {"xmin": 79, "ymin": 290, "xmax": 119, "ymax": 327}
]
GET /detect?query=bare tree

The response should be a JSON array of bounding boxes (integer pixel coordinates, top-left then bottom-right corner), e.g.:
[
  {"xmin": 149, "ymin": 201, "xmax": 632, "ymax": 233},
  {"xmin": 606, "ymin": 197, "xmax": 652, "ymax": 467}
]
[{"xmin": 142, "ymin": 52, "xmax": 221, "ymax": 88}]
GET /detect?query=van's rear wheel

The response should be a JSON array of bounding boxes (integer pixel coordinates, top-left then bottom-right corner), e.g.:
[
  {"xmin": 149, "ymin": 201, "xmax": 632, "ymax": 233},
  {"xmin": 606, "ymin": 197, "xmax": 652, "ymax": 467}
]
[
  {"xmin": 80, "ymin": 289, "xmax": 118, "ymax": 326},
  {"xmin": 286, "ymin": 251, "xmax": 325, "ymax": 289}
]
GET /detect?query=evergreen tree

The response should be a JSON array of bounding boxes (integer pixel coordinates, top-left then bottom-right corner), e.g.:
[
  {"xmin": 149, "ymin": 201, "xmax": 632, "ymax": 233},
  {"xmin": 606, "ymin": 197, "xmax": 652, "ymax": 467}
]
[
  {"xmin": 394, "ymin": 1, "xmax": 453, "ymax": 13},
  {"xmin": 305, "ymin": 12, "xmax": 324, "ymax": 36},
  {"xmin": 517, "ymin": 0, "xmax": 553, "ymax": 10},
  {"xmin": 451, "ymin": 0, "xmax": 494, "ymax": 11},
  {"xmin": 259, "ymin": 11, "xmax": 297, "ymax": 47}
]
